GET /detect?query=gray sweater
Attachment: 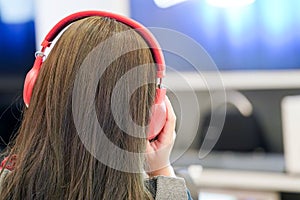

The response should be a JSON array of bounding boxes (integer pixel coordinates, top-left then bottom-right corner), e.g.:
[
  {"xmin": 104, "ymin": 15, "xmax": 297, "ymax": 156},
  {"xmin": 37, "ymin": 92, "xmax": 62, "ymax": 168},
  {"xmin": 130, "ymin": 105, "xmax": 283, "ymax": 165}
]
[
  {"xmin": 0, "ymin": 169, "xmax": 189, "ymax": 200},
  {"xmin": 145, "ymin": 175, "xmax": 189, "ymax": 199}
]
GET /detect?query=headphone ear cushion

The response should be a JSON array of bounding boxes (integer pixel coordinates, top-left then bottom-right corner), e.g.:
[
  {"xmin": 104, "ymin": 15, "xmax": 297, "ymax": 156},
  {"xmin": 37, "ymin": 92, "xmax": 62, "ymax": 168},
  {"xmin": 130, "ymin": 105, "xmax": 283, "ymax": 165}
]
[
  {"xmin": 23, "ymin": 56, "xmax": 43, "ymax": 107},
  {"xmin": 147, "ymin": 88, "xmax": 167, "ymax": 140}
]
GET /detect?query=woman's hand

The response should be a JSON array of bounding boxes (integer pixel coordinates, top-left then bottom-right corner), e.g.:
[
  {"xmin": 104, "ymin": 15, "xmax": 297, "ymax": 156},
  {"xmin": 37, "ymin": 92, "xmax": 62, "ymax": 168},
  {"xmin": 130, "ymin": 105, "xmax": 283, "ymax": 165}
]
[{"xmin": 145, "ymin": 96, "xmax": 177, "ymax": 177}]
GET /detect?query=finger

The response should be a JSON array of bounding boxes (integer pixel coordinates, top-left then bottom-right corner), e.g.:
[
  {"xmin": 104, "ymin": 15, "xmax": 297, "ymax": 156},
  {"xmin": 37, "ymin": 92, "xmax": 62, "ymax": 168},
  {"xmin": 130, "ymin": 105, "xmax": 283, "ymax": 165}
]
[
  {"xmin": 146, "ymin": 140, "xmax": 152, "ymax": 153},
  {"xmin": 156, "ymin": 96, "xmax": 176, "ymax": 144},
  {"xmin": 165, "ymin": 96, "xmax": 176, "ymax": 122}
]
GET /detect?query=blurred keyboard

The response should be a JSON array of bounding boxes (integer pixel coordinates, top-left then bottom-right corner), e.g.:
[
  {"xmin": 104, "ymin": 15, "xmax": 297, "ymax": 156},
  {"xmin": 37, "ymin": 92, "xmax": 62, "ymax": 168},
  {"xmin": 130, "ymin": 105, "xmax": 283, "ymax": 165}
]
[{"xmin": 171, "ymin": 150, "xmax": 285, "ymax": 172}]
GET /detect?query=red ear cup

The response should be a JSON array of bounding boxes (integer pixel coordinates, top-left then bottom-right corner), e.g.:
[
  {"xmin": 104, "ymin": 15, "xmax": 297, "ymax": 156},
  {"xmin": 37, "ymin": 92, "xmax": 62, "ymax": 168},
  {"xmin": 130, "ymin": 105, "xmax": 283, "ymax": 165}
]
[
  {"xmin": 147, "ymin": 88, "xmax": 167, "ymax": 140},
  {"xmin": 23, "ymin": 56, "xmax": 43, "ymax": 107}
]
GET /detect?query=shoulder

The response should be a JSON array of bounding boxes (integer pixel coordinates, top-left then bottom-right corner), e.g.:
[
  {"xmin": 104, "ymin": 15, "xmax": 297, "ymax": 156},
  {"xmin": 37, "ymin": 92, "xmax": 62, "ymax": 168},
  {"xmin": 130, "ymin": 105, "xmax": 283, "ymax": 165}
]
[{"xmin": 145, "ymin": 176, "xmax": 189, "ymax": 200}]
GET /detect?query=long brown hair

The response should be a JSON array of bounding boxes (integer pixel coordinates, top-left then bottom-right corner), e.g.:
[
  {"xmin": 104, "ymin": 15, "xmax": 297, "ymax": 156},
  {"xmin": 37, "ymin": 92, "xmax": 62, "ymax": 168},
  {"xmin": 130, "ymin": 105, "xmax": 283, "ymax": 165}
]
[{"xmin": 0, "ymin": 16, "xmax": 156, "ymax": 199}]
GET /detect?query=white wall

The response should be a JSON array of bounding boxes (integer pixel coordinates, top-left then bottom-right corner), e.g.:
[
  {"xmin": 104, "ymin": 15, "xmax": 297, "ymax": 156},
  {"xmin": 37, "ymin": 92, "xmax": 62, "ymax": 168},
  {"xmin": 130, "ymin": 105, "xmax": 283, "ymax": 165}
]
[{"xmin": 34, "ymin": 0, "xmax": 130, "ymax": 49}]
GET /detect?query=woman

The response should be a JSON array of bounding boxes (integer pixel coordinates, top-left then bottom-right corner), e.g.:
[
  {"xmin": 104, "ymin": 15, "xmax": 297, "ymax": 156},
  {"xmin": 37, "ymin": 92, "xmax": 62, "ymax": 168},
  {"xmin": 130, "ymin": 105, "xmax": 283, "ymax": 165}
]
[{"xmin": 0, "ymin": 13, "xmax": 191, "ymax": 199}]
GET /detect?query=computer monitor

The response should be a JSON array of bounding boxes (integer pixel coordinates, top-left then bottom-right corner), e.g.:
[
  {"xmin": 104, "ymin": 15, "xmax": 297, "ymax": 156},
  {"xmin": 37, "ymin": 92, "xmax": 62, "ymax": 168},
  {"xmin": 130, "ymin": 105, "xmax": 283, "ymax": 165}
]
[
  {"xmin": 0, "ymin": 1, "xmax": 36, "ymax": 148},
  {"xmin": 130, "ymin": 0, "xmax": 300, "ymax": 90},
  {"xmin": 130, "ymin": 0, "xmax": 300, "ymax": 171},
  {"xmin": 0, "ymin": 1, "xmax": 36, "ymax": 88}
]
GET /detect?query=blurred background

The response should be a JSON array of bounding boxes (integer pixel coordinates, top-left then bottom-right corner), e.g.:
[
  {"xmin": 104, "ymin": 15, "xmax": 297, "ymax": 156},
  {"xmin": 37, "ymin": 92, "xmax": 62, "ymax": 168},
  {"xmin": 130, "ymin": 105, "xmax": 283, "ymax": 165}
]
[{"xmin": 0, "ymin": 0, "xmax": 300, "ymax": 199}]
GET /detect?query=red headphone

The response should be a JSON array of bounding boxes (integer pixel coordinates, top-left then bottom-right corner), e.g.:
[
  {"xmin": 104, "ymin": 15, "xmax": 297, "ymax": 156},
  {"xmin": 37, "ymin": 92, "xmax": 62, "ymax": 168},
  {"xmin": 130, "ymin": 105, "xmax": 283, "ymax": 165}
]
[{"xmin": 23, "ymin": 11, "xmax": 167, "ymax": 141}]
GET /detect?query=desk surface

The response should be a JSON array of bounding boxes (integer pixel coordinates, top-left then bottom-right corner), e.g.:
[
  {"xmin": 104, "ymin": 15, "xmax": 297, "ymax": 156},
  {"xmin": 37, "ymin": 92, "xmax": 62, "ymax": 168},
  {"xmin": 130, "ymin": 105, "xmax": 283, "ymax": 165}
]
[
  {"xmin": 188, "ymin": 167, "xmax": 300, "ymax": 193},
  {"xmin": 172, "ymin": 150, "xmax": 300, "ymax": 193}
]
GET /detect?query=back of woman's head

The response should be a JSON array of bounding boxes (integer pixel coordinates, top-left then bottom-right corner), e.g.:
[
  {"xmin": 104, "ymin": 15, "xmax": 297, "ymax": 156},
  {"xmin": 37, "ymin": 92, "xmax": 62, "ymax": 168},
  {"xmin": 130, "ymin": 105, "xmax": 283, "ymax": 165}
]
[{"xmin": 0, "ymin": 16, "xmax": 156, "ymax": 199}]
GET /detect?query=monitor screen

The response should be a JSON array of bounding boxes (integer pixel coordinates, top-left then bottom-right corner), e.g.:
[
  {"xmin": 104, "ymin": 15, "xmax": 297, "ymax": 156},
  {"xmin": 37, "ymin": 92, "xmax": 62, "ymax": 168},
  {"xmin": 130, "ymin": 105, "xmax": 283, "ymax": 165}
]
[
  {"xmin": 130, "ymin": 0, "xmax": 300, "ymax": 72},
  {"xmin": 0, "ymin": 1, "xmax": 36, "ymax": 148},
  {"xmin": 0, "ymin": 0, "xmax": 36, "ymax": 76}
]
